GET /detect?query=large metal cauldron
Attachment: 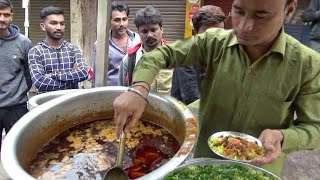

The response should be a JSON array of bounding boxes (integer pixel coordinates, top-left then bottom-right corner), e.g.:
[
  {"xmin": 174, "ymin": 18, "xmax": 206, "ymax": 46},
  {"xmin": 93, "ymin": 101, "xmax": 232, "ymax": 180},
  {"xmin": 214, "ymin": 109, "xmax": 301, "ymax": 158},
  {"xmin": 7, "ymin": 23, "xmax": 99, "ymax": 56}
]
[{"xmin": 1, "ymin": 87, "xmax": 198, "ymax": 180}]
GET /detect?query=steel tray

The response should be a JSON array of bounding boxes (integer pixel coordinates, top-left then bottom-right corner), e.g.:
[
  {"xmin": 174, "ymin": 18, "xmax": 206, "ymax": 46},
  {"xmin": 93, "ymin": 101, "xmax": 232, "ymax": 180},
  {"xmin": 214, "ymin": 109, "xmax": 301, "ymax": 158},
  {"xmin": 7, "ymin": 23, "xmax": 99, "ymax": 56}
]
[{"xmin": 161, "ymin": 158, "xmax": 281, "ymax": 180}]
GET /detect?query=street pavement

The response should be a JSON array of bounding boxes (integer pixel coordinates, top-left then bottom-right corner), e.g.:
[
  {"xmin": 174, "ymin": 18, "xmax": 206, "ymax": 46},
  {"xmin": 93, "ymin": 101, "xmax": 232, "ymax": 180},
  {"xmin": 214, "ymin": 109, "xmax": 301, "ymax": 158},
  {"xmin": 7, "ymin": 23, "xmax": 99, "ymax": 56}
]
[{"xmin": 281, "ymin": 147, "xmax": 320, "ymax": 180}]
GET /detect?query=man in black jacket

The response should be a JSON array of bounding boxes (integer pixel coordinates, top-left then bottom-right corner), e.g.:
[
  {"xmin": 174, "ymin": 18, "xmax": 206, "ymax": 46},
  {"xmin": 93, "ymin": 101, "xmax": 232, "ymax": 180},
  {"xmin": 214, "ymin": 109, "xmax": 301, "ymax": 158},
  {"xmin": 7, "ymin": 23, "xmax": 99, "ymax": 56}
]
[
  {"xmin": 301, "ymin": 0, "xmax": 320, "ymax": 52},
  {"xmin": 171, "ymin": 5, "xmax": 226, "ymax": 105}
]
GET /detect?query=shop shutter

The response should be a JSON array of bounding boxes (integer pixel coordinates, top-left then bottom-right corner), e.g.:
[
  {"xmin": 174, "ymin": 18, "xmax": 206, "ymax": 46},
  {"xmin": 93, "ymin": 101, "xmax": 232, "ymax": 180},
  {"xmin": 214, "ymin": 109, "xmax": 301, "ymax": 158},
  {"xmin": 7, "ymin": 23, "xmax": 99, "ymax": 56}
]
[
  {"xmin": 122, "ymin": 0, "xmax": 186, "ymax": 41},
  {"xmin": 11, "ymin": 0, "xmax": 25, "ymax": 35},
  {"xmin": 29, "ymin": 0, "xmax": 70, "ymax": 44}
]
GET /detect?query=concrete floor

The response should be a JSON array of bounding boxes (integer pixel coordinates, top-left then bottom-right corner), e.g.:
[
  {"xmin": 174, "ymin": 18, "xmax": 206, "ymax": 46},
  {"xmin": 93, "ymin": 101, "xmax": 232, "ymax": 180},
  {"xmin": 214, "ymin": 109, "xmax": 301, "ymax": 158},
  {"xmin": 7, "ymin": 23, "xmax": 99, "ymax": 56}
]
[{"xmin": 281, "ymin": 148, "xmax": 320, "ymax": 180}]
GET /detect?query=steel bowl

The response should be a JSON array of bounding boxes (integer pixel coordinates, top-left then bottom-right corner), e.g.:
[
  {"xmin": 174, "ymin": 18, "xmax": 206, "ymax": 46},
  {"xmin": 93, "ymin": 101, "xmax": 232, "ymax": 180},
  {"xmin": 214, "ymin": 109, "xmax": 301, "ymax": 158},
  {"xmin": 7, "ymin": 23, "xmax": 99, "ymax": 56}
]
[
  {"xmin": 161, "ymin": 158, "xmax": 281, "ymax": 180},
  {"xmin": 1, "ymin": 86, "xmax": 199, "ymax": 180}
]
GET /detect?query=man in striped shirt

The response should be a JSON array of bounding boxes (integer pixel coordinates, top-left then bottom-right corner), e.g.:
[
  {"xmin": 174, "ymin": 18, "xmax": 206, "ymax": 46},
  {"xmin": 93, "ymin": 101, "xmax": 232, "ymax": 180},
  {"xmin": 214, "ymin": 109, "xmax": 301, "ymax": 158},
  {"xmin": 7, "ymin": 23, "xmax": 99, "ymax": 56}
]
[{"xmin": 28, "ymin": 6, "xmax": 91, "ymax": 93}]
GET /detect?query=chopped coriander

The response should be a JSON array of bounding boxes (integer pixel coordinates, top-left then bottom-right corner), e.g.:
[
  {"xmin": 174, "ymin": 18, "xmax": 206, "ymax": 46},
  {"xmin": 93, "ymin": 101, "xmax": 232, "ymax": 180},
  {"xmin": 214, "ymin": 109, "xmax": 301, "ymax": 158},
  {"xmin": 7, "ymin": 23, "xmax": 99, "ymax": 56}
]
[{"xmin": 163, "ymin": 164, "xmax": 278, "ymax": 180}]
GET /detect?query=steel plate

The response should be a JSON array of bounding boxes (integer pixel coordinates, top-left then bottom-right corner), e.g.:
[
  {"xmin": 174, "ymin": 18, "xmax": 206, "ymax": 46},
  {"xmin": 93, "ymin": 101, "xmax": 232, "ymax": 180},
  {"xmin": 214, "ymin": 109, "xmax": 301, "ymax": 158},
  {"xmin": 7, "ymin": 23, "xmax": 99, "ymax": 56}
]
[
  {"xmin": 207, "ymin": 131, "xmax": 265, "ymax": 162},
  {"xmin": 161, "ymin": 158, "xmax": 281, "ymax": 180}
]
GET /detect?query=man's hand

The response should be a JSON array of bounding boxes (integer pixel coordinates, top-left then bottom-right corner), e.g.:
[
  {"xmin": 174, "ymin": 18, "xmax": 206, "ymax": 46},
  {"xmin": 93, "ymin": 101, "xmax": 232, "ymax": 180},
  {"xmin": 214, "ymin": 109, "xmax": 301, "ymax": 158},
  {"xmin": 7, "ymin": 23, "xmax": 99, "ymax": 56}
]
[
  {"xmin": 113, "ymin": 82, "xmax": 149, "ymax": 137},
  {"xmin": 316, "ymin": 10, "xmax": 320, "ymax": 18},
  {"xmin": 251, "ymin": 129, "xmax": 284, "ymax": 166},
  {"xmin": 72, "ymin": 63, "xmax": 79, "ymax": 72},
  {"xmin": 45, "ymin": 73, "xmax": 52, "ymax": 78}
]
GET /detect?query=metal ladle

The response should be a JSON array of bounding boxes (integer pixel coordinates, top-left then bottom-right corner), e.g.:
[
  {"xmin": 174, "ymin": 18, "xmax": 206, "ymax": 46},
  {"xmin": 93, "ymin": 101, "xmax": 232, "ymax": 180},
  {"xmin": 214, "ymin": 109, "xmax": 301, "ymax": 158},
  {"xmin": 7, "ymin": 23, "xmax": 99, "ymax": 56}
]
[{"xmin": 103, "ymin": 131, "xmax": 129, "ymax": 180}]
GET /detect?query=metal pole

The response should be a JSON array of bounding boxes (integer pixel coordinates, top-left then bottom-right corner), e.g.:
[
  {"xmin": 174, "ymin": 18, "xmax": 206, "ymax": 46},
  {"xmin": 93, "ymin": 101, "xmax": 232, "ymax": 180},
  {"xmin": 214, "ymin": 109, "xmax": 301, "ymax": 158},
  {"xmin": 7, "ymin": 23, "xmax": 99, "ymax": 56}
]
[
  {"xmin": 22, "ymin": 0, "xmax": 29, "ymax": 37},
  {"xmin": 95, "ymin": 0, "xmax": 111, "ymax": 87}
]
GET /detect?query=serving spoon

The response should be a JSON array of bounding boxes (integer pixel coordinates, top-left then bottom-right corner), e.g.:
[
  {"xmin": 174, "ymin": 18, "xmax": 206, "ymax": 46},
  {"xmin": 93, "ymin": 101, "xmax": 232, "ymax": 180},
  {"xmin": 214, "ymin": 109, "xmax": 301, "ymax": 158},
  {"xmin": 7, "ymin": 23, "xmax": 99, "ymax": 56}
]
[{"xmin": 103, "ymin": 131, "xmax": 129, "ymax": 180}]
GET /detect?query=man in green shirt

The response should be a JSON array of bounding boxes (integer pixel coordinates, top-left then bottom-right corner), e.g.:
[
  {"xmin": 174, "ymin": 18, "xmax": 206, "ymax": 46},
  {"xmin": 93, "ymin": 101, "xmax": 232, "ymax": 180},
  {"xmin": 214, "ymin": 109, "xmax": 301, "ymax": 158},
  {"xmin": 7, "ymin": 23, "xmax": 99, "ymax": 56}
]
[{"xmin": 113, "ymin": 0, "xmax": 320, "ymax": 175}]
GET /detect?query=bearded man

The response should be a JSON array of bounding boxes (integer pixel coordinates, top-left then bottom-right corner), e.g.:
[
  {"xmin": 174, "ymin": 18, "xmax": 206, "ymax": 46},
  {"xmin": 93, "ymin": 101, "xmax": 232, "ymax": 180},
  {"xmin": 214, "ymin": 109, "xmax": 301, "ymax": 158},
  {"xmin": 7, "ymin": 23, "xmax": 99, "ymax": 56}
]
[
  {"xmin": 118, "ymin": 6, "xmax": 172, "ymax": 95},
  {"xmin": 28, "ymin": 6, "xmax": 91, "ymax": 93},
  {"xmin": 93, "ymin": 1, "xmax": 140, "ymax": 86}
]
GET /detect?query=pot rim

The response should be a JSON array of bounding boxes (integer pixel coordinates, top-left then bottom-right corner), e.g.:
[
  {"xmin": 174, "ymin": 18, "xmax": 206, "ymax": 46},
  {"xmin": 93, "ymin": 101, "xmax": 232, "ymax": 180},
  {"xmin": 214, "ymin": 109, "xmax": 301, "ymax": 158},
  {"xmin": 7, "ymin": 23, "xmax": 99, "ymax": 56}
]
[
  {"xmin": 1, "ymin": 86, "xmax": 199, "ymax": 180},
  {"xmin": 28, "ymin": 89, "xmax": 80, "ymax": 110}
]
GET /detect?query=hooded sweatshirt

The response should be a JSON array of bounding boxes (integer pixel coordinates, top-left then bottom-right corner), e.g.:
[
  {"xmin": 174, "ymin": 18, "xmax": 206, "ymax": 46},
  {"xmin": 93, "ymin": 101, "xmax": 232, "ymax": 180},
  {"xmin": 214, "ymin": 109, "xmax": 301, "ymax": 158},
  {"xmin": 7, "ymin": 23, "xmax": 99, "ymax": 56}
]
[{"xmin": 0, "ymin": 24, "xmax": 33, "ymax": 108}]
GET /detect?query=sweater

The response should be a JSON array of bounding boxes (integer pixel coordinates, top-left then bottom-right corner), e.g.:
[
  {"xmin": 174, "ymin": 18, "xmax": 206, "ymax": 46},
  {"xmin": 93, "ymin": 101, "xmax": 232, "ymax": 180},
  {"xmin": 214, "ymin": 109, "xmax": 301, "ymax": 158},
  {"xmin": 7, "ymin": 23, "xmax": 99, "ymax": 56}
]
[{"xmin": 0, "ymin": 24, "xmax": 32, "ymax": 108}]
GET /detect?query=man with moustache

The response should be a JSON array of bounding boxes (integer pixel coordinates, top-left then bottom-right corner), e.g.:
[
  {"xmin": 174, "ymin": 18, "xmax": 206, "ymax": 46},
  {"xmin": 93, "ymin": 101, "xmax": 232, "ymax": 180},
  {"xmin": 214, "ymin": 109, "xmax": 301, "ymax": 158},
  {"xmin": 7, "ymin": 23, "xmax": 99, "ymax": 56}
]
[
  {"xmin": 118, "ymin": 6, "xmax": 172, "ymax": 95},
  {"xmin": 0, "ymin": 0, "xmax": 32, "ymax": 150},
  {"xmin": 113, "ymin": 0, "xmax": 320, "ymax": 176},
  {"xmin": 93, "ymin": 1, "xmax": 140, "ymax": 86},
  {"xmin": 28, "ymin": 6, "xmax": 91, "ymax": 94}
]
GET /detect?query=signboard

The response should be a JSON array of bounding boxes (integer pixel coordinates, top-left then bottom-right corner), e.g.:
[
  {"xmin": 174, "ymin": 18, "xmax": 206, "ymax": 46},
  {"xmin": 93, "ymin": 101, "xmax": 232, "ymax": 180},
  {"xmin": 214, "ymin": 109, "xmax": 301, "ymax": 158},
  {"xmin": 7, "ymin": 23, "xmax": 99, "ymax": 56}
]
[{"xmin": 184, "ymin": 0, "xmax": 203, "ymax": 38}]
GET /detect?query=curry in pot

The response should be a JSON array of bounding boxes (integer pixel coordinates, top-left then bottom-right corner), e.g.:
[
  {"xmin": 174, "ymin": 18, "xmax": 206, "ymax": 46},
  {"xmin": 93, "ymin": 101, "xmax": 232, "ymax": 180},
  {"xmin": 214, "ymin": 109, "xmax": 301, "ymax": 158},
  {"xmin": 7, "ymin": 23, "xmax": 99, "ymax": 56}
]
[{"xmin": 29, "ymin": 119, "xmax": 180, "ymax": 179}]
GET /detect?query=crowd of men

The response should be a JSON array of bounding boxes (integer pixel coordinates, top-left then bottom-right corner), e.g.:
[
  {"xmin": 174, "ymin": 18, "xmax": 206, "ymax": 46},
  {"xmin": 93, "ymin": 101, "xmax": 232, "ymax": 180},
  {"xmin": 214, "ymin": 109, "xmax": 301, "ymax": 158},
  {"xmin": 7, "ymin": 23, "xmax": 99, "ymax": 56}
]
[
  {"xmin": 1, "ymin": 0, "xmax": 218, "ymax": 144},
  {"xmin": 0, "ymin": 0, "xmax": 320, "ymax": 177}
]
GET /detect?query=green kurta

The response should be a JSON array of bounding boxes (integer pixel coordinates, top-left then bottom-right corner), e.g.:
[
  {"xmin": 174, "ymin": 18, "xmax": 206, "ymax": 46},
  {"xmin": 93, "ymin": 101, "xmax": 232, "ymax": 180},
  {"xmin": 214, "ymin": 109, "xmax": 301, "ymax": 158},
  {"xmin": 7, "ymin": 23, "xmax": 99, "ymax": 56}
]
[{"xmin": 133, "ymin": 28, "xmax": 320, "ymax": 175}]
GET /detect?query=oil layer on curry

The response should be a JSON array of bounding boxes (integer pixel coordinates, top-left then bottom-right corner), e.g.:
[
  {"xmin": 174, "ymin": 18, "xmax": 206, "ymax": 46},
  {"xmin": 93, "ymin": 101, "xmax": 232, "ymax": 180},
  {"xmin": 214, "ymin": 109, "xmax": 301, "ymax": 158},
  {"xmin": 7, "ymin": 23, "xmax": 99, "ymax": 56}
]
[{"xmin": 29, "ymin": 119, "xmax": 180, "ymax": 179}]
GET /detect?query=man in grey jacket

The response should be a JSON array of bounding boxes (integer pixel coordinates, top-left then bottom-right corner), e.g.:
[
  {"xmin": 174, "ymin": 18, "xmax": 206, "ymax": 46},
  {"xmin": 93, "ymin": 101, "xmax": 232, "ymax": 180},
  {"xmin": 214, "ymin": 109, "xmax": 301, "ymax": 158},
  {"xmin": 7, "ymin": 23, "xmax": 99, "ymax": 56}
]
[
  {"xmin": 301, "ymin": 0, "xmax": 320, "ymax": 52},
  {"xmin": 92, "ymin": 1, "xmax": 140, "ymax": 87},
  {"xmin": 0, "ymin": 0, "xmax": 32, "ymax": 150}
]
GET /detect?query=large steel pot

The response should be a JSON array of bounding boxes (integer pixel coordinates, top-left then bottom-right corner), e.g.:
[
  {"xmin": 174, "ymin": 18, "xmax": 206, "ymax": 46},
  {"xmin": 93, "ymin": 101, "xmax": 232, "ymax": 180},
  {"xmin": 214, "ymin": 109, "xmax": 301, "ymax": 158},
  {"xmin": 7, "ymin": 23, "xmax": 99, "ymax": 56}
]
[{"xmin": 1, "ymin": 86, "xmax": 198, "ymax": 180}]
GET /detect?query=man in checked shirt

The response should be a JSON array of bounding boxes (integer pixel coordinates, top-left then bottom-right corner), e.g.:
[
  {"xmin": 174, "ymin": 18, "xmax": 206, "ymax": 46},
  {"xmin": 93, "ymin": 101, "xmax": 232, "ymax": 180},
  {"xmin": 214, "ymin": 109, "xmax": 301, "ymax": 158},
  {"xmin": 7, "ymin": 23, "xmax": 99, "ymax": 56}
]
[{"xmin": 28, "ymin": 6, "xmax": 91, "ymax": 93}]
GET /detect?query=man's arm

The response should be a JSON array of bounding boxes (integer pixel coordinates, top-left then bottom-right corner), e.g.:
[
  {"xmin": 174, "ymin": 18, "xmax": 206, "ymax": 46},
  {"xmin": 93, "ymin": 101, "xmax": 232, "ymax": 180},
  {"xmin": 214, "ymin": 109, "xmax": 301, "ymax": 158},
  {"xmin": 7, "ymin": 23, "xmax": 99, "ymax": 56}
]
[
  {"xmin": 28, "ymin": 47, "xmax": 67, "ymax": 92},
  {"xmin": 154, "ymin": 69, "xmax": 173, "ymax": 95},
  {"xmin": 91, "ymin": 42, "xmax": 97, "ymax": 87},
  {"xmin": 301, "ymin": 0, "xmax": 320, "ymax": 22},
  {"xmin": 280, "ymin": 67, "xmax": 320, "ymax": 152},
  {"xmin": 113, "ymin": 32, "xmax": 213, "ymax": 136},
  {"xmin": 254, "ymin": 53, "xmax": 320, "ymax": 165},
  {"xmin": 52, "ymin": 45, "xmax": 90, "ymax": 83},
  {"xmin": 132, "ymin": 33, "xmax": 209, "ymax": 86},
  {"xmin": 113, "ymin": 81, "xmax": 149, "ymax": 137},
  {"xmin": 114, "ymin": 29, "xmax": 226, "ymax": 136},
  {"xmin": 22, "ymin": 39, "xmax": 33, "ymax": 90}
]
